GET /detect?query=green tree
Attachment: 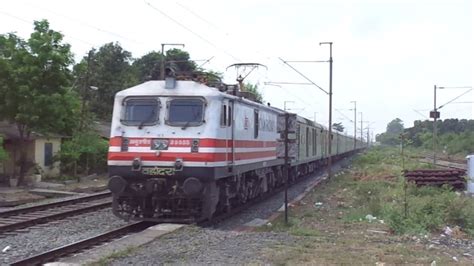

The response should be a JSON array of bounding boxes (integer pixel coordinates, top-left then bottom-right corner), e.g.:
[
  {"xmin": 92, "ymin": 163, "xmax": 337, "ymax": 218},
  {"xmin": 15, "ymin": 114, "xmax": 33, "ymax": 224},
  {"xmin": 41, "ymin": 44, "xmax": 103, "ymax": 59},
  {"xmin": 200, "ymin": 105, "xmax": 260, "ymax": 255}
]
[
  {"xmin": 57, "ymin": 131, "xmax": 108, "ymax": 177},
  {"xmin": 132, "ymin": 49, "xmax": 199, "ymax": 82},
  {"xmin": 0, "ymin": 137, "xmax": 7, "ymax": 162},
  {"xmin": 132, "ymin": 51, "xmax": 162, "ymax": 82},
  {"xmin": 242, "ymin": 83, "xmax": 263, "ymax": 102},
  {"xmin": 73, "ymin": 42, "xmax": 136, "ymax": 120},
  {"xmin": 376, "ymin": 118, "xmax": 405, "ymax": 145},
  {"xmin": 386, "ymin": 118, "xmax": 404, "ymax": 135},
  {"xmin": 165, "ymin": 48, "xmax": 197, "ymax": 73},
  {"xmin": 0, "ymin": 20, "xmax": 80, "ymax": 184}
]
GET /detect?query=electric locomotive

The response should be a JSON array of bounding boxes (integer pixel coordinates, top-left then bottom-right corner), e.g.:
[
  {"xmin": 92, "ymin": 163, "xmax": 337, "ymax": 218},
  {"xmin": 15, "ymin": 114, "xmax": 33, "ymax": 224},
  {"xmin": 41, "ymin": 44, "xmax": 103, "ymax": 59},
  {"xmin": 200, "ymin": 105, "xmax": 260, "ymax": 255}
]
[{"xmin": 107, "ymin": 74, "xmax": 362, "ymax": 222}]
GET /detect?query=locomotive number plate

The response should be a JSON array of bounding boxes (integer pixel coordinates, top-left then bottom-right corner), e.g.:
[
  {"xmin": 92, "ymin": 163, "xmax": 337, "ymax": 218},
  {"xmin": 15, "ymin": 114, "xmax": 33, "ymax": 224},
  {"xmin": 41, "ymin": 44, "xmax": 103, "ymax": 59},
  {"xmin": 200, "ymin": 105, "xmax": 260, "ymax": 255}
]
[
  {"xmin": 151, "ymin": 139, "xmax": 169, "ymax": 150},
  {"xmin": 142, "ymin": 167, "xmax": 175, "ymax": 176}
]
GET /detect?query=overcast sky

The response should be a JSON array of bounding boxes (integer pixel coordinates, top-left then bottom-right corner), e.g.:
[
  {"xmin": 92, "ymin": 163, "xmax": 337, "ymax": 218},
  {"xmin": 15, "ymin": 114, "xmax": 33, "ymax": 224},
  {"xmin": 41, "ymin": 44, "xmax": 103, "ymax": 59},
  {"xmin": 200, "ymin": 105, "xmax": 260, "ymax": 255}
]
[{"xmin": 0, "ymin": 0, "xmax": 472, "ymax": 138}]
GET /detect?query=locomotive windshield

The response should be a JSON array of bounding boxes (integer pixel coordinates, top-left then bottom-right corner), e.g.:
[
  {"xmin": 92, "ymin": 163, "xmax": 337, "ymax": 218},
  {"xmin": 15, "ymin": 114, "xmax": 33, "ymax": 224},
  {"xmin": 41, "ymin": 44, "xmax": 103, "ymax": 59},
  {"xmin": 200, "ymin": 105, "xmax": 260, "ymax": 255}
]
[
  {"xmin": 122, "ymin": 98, "xmax": 160, "ymax": 127},
  {"xmin": 167, "ymin": 98, "xmax": 204, "ymax": 126}
]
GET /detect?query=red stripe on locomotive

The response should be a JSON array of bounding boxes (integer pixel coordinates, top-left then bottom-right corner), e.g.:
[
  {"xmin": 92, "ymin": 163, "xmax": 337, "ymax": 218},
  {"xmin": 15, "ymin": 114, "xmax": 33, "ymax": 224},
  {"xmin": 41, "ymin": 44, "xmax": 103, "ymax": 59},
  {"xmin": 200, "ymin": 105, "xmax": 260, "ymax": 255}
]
[
  {"xmin": 109, "ymin": 137, "xmax": 277, "ymax": 148},
  {"xmin": 108, "ymin": 151, "xmax": 276, "ymax": 162}
]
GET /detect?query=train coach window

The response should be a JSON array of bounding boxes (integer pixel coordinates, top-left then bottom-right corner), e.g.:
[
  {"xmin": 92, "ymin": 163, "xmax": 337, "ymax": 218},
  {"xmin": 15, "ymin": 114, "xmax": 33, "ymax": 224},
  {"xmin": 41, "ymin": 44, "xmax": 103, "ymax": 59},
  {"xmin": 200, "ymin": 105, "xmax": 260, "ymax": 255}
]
[
  {"xmin": 167, "ymin": 98, "xmax": 205, "ymax": 127},
  {"xmin": 254, "ymin": 109, "xmax": 259, "ymax": 138},
  {"xmin": 122, "ymin": 98, "xmax": 160, "ymax": 127},
  {"xmin": 220, "ymin": 104, "xmax": 227, "ymax": 126},
  {"xmin": 228, "ymin": 105, "xmax": 232, "ymax": 126}
]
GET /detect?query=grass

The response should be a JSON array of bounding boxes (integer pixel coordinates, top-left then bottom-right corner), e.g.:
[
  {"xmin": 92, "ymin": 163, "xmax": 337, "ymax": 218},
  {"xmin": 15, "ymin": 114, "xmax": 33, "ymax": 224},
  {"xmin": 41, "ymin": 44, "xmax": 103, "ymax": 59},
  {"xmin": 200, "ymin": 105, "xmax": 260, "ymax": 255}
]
[
  {"xmin": 89, "ymin": 246, "xmax": 138, "ymax": 266},
  {"xmin": 259, "ymin": 146, "xmax": 474, "ymax": 264}
]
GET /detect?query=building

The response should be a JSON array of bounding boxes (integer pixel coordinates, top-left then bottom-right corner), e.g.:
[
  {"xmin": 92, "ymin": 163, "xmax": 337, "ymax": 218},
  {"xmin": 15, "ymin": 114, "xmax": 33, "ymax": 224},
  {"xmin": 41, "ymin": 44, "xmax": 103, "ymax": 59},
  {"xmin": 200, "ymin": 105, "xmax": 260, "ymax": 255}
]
[{"xmin": 0, "ymin": 121, "xmax": 62, "ymax": 181}]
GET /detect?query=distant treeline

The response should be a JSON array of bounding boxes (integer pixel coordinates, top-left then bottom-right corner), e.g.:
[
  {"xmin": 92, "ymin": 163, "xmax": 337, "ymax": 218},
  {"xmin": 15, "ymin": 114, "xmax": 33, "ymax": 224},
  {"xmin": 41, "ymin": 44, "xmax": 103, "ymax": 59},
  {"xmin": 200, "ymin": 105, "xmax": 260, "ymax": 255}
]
[
  {"xmin": 376, "ymin": 118, "xmax": 474, "ymax": 155},
  {"xmin": 405, "ymin": 119, "xmax": 474, "ymax": 155}
]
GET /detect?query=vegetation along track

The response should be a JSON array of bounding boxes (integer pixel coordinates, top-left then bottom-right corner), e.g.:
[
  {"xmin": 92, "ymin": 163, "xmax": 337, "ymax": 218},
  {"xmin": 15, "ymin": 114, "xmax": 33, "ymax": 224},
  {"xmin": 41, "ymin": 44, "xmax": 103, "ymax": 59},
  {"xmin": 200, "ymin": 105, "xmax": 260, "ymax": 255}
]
[
  {"xmin": 10, "ymin": 221, "xmax": 155, "ymax": 266},
  {"xmin": 0, "ymin": 191, "xmax": 111, "ymax": 235}
]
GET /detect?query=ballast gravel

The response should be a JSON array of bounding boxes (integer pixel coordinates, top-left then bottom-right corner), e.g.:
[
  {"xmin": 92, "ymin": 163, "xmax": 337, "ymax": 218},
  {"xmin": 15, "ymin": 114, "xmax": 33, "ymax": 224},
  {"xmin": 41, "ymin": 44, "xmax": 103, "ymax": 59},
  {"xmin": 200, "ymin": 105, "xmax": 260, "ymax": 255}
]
[
  {"xmin": 112, "ymin": 226, "xmax": 299, "ymax": 265},
  {"xmin": 0, "ymin": 208, "xmax": 127, "ymax": 265},
  {"xmin": 111, "ymin": 158, "xmax": 354, "ymax": 265}
]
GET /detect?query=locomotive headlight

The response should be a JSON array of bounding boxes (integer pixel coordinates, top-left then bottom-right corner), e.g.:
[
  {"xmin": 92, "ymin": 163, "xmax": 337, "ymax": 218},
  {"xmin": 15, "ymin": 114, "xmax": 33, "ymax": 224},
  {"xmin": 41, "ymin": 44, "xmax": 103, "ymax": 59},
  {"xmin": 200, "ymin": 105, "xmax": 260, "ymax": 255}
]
[
  {"xmin": 191, "ymin": 138, "xmax": 199, "ymax": 153},
  {"xmin": 132, "ymin": 157, "xmax": 142, "ymax": 171}
]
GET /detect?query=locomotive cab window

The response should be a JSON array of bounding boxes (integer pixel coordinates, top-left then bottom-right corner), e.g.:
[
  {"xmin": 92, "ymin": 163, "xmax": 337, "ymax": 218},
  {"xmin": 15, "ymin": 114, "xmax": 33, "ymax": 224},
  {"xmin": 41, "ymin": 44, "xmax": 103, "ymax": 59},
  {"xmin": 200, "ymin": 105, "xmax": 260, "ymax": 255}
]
[
  {"xmin": 122, "ymin": 98, "xmax": 160, "ymax": 127},
  {"xmin": 167, "ymin": 98, "xmax": 205, "ymax": 127},
  {"xmin": 220, "ymin": 104, "xmax": 227, "ymax": 126}
]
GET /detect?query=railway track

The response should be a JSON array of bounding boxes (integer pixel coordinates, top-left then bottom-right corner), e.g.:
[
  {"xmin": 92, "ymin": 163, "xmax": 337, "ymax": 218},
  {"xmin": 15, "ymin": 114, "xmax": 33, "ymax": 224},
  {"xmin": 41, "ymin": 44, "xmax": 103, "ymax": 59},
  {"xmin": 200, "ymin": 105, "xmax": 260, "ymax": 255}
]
[
  {"xmin": 419, "ymin": 155, "xmax": 467, "ymax": 170},
  {"xmin": 8, "ymin": 157, "xmax": 353, "ymax": 265},
  {"xmin": 0, "ymin": 191, "xmax": 111, "ymax": 235},
  {"xmin": 10, "ymin": 221, "xmax": 155, "ymax": 266}
]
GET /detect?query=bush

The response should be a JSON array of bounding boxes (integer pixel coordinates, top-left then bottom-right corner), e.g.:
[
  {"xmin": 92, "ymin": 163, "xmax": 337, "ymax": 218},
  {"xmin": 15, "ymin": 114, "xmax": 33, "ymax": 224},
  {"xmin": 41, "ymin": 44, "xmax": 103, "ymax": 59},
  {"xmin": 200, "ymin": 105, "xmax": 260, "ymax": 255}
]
[
  {"xmin": 0, "ymin": 136, "xmax": 7, "ymax": 161},
  {"xmin": 56, "ymin": 131, "xmax": 108, "ymax": 176},
  {"xmin": 349, "ymin": 147, "xmax": 474, "ymax": 236},
  {"xmin": 383, "ymin": 184, "xmax": 474, "ymax": 235}
]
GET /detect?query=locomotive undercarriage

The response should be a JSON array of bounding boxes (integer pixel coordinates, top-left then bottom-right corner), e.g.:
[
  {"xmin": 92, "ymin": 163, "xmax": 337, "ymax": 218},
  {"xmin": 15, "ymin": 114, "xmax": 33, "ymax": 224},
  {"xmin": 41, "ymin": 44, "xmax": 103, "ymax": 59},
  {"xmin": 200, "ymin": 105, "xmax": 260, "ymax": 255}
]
[{"xmin": 109, "ymin": 151, "xmax": 357, "ymax": 223}]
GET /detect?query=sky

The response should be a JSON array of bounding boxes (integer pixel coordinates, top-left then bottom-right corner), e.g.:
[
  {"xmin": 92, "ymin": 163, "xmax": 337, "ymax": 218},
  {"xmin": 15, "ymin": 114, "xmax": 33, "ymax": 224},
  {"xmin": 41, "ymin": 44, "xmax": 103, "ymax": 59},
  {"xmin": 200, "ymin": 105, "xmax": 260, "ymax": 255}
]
[{"xmin": 0, "ymin": 0, "xmax": 472, "ymax": 139}]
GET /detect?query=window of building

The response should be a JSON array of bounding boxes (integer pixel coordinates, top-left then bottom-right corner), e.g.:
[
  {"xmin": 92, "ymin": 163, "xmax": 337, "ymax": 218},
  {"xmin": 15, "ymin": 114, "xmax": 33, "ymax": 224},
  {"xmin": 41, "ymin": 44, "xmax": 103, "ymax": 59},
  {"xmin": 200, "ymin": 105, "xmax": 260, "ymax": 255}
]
[{"xmin": 44, "ymin": 142, "xmax": 53, "ymax": 167}]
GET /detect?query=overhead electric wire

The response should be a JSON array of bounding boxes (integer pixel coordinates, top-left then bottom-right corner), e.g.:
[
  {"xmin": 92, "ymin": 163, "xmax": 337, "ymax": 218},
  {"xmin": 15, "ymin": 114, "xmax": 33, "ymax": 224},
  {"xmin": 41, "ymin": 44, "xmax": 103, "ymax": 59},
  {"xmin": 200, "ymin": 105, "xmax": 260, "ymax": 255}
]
[
  {"xmin": 0, "ymin": 10, "xmax": 94, "ymax": 46},
  {"xmin": 148, "ymin": 1, "xmax": 322, "ymax": 115},
  {"xmin": 22, "ymin": 2, "xmax": 145, "ymax": 46},
  {"xmin": 144, "ymin": 0, "xmax": 241, "ymax": 62},
  {"xmin": 438, "ymin": 88, "xmax": 472, "ymax": 109},
  {"xmin": 175, "ymin": 1, "xmax": 226, "ymax": 33},
  {"xmin": 335, "ymin": 109, "xmax": 353, "ymax": 123}
]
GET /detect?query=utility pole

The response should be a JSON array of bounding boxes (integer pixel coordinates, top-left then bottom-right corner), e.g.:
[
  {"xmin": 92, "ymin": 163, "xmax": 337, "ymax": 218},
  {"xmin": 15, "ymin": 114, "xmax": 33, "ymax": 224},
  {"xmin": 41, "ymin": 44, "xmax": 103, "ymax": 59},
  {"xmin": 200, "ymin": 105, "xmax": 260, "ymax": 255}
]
[
  {"xmin": 160, "ymin": 43, "xmax": 185, "ymax": 80},
  {"xmin": 433, "ymin": 85, "xmax": 438, "ymax": 165},
  {"xmin": 360, "ymin": 112, "xmax": 363, "ymax": 144},
  {"xmin": 320, "ymin": 42, "xmax": 333, "ymax": 179},
  {"xmin": 431, "ymin": 85, "xmax": 472, "ymax": 165},
  {"xmin": 351, "ymin": 101, "xmax": 357, "ymax": 149},
  {"xmin": 367, "ymin": 127, "xmax": 370, "ymax": 146}
]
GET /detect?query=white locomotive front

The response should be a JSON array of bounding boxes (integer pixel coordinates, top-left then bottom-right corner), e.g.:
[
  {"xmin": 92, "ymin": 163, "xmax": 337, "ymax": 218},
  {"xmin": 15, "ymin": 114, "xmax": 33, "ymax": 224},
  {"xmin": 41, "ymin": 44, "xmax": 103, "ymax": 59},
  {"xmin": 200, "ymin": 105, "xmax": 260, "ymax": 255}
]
[{"xmin": 108, "ymin": 79, "xmax": 283, "ymax": 222}]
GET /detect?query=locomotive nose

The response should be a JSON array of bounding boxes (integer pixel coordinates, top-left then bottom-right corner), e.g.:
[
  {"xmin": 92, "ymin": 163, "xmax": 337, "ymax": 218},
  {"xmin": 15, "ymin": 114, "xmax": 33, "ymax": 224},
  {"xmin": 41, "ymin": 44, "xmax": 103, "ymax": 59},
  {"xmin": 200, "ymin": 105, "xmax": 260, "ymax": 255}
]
[{"xmin": 108, "ymin": 175, "xmax": 127, "ymax": 194}]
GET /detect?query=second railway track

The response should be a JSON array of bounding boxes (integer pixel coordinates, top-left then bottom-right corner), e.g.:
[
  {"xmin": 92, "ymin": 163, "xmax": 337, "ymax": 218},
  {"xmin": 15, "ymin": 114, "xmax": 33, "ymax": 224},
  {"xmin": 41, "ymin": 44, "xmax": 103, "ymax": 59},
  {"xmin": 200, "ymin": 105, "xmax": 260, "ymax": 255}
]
[
  {"xmin": 0, "ymin": 191, "xmax": 111, "ymax": 235},
  {"xmin": 10, "ymin": 221, "xmax": 154, "ymax": 266}
]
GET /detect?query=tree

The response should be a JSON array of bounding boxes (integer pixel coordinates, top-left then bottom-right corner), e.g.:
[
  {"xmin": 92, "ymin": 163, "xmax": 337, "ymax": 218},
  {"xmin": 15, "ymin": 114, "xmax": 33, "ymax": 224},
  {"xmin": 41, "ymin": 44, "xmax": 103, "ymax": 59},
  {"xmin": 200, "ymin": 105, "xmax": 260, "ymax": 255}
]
[
  {"xmin": 73, "ymin": 42, "xmax": 136, "ymax": 120},
  {"xmin": 386, "ymin": 118, "xmax": 404, "ymax": 135},
  {"xmin": 0, "ymin": 20, "xmax": 80, "ymax": 184},
  {"xmin": 132, "ymin": 49, "xmax": 199, "ymax": 83},
  {"xmin": 132, "ymin": 51, "xmax": 162, "ymax": 82},
  {"xmin": 332, "ymin": 122, "xmax": 344, "ymax": 132},
  {"xmin": 57, "ymin": 131, "xmax": 108, "ymax": 177},
  {"xmin": 165, "ymin": 48, "xmax": 197, "ymax": 73},
  {"xmin": 375, "ymin": 118, "xmax": 405, "ymax": 146},
  {"xmin": 242, "ymin": 83, "xmax": 263, "ymax": 102}
]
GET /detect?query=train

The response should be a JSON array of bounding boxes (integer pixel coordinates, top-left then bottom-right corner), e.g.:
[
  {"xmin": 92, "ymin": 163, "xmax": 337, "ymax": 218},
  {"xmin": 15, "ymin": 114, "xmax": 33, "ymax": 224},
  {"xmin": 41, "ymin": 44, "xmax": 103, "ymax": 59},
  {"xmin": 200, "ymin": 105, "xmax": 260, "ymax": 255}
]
[{"xmin": 107, "ymin": 73, "xmax": 364, "ymax": 222}]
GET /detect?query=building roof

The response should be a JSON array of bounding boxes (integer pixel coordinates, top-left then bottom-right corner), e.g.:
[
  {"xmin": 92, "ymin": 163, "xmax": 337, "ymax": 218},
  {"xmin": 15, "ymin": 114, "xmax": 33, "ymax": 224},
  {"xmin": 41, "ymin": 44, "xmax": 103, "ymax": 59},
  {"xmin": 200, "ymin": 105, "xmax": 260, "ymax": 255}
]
[
  {"xmin": 0, "ymin": 121, "xmax": 63, "ymax": 140},
  {"xmin": 93, "ymin": 121, "xmax": 111, "ymax": 139}
]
